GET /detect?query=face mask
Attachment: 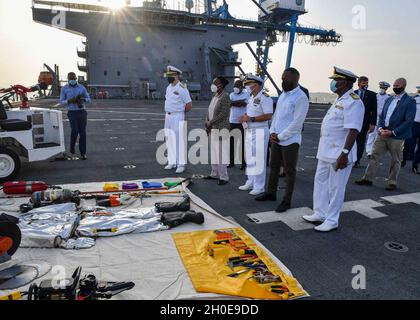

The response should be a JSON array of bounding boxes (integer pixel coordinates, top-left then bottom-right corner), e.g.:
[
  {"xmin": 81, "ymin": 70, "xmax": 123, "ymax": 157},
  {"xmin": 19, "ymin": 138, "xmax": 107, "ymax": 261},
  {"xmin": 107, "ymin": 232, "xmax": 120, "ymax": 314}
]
[
  {"xmin": 361, "ymin": 85, "xmax": 368, "ymax": 90},
  {"xmin": 330, "ymin": 80, "xmax": 338, "ymax": 93},
  {"xmin": 282, "ymin": 80, "xmax": 294, "ymax": 92},
  {"xmin": 233, "ymin": 87, "xmax": 241, "ymax": 94},
  {"xmin": 167, "ymin": 77, "xmax": 175, "ymax": 84},
  {"xmin": 69, "ymin": 80, "xmax": 77, "ymax": 86},
  {"xmin": 211, "ymin": 84, "xmax": 218, "ymax": 93},
  {"xmin": 246, "ymin": 85, "xmax": 254, "ymax": 93},
  {"xmin": 393, "ymin": 87, "xmax": 404, "ymax": 95},
  {"xmin": 379, "ymin": 89, "xmax": 387, "ymax": 95}
]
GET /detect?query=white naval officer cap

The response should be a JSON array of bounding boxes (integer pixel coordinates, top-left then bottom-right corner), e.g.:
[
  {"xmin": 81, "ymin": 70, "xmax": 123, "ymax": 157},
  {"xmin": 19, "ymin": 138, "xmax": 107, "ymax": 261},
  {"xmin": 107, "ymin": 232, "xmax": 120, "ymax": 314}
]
[
  {"xmin": 164, "ymin": 65, "xmax": 182, "ymax": 77},
  {"xmin": 243, "ymin": 74, "xmax": 264, "ymax": 85},
  {"xmin": 329, "ymin": 66, "xmax": 359, "ymax": 83},
  {"xmin": 379, "ymin": 81, "xmax": 391, "ymax": 88}
]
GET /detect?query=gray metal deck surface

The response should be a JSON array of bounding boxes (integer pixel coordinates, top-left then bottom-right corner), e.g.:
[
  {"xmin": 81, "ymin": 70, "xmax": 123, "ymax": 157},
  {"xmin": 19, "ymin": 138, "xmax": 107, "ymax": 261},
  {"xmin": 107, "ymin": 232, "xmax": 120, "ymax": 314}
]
[{"xmin": 19, "ymin": 98, "xmax": 420, "ymax": 300}]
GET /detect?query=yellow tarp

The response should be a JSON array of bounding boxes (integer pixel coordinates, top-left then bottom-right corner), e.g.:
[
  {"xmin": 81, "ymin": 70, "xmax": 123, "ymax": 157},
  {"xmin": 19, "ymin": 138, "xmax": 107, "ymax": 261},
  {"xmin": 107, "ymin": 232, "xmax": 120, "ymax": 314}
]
[{"xmin": 172, "ymin": 228, "xmax": 307, "ymax": 300}]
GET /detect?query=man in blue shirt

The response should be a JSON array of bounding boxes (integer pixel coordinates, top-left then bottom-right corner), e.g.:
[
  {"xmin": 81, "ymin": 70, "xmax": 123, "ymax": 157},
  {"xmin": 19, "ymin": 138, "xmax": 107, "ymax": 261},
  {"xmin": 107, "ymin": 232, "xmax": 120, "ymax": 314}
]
[{"xmin": 60, "ymin": 72, "xmax": 91, "ymax": 160}]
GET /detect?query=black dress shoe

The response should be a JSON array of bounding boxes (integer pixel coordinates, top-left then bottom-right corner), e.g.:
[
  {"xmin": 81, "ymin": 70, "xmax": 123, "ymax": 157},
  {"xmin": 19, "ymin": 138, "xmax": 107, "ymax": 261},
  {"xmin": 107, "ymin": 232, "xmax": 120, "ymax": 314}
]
[
  {"xmin": 203, "ymin": 176, "xmax": 218, "ymax": 180},
  {"xmin": 227, "ymin": 164, "xmax": 235, "ymax": 168},
  {"xmin": 385, "ymin": 184, "xmax": 397, "ymax": 191},
  {"xmin": 81, "ymin": 155, "xmax": 87, "ymax": 160},
  {"xmin": 355, "ymin": 179, "xmax": 373, "ymax": 186},
  {"xmin": 401, "ymin": 160, "xmax": 407, "ymax": 168},
  {"xmin": 353, "ymin": 161, "xmax": 360, "ymax": 168},
  {"xmin": 255, "ymin": 193, "xmax": 277, "ymax": 202},
  {"xmin": 218, "ymin": 180, "xmax": 228, "ymax": 186},
  {"xmin": 240, "ymin": 165, "xmax": 246, "ymax": 171},
  {"xmin": 413, "ymin": 167, "xmax": 420, "ymax": 174},
  {"xmin": 275, "ymin": 201, "xmax": 291, "ymax": 213}
]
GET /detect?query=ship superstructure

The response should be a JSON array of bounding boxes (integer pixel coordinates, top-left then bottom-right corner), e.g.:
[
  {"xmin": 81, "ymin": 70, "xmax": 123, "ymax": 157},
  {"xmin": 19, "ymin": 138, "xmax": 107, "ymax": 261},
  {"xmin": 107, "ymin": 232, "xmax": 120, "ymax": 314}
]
[{"xmin": 32, "ymin": 0, "xmax": 341, "ymax": 99}]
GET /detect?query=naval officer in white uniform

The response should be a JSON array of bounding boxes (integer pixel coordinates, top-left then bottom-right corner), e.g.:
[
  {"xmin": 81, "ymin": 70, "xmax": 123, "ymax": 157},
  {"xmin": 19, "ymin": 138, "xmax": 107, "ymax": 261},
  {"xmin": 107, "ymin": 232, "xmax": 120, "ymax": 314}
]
[
  {"xmin": 163, "ymin": 66, "xmax": 192, "ymax": 174},
  {"xmin": 238, "ymin": 75, "xmax": 273, "ymax": 196},
  {"xmin": 366, "ymin": 81, "xmax": 391, "ymax": 157},
  {"xmin": 303, "ymin": 67, "xmax": 365, "ymax": 232}
]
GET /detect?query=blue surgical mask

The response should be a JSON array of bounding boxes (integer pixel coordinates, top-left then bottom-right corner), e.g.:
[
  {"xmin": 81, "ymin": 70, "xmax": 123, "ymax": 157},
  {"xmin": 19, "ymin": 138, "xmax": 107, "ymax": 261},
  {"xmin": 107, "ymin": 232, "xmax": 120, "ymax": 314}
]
[
  {"xmin": 330, "ymin": 80, "xmax": 338, "ymax": 93},
  {"xmin": 69, "ymin": 80, "xmax": 77, "ymax": 86}
]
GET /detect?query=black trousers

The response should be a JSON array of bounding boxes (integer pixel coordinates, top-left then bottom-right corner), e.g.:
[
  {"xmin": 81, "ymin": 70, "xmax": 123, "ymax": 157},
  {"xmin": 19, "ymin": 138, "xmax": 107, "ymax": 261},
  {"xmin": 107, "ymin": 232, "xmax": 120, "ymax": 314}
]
[
  {"xmin": 403, "ymin": 122, "xmax": 420, "ymax": 166},
  {"xmin": 68, "ymin": 110, "xmax": 87, "ymax": 155},
  {"xmin": 267, "ymin": 143, "xmax": 300, "ymax": 204},
  {"xmin": 356, "ymin": 127, "xmax": 369, "ymax": 163},
  {"xmin": 229, "ymin": 123, "xmax": 245, "ymax": 166}
]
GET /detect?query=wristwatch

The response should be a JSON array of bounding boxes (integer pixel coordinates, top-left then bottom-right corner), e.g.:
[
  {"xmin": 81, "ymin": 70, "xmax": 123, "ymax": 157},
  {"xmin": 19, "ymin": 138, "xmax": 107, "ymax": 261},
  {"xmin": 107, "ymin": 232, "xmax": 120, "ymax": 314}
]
[
  {"xmin": 250, "ymin": 117, "xmax": 256, "ymax": 123},
  {"xmin": 342, "ymin": 149, "xmax": 350, "ymax": 155}
]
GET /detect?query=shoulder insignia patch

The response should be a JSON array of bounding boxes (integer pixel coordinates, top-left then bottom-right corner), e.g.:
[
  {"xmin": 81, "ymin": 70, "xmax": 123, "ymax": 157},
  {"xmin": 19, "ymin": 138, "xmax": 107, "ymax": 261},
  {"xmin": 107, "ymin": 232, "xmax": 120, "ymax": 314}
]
[
  {"xmin": 263, "ymin": 92, "xmax": 270, "ymax": 97},
  {"xmin": 335, "ymin": 104, "xmax": 344, "ymax": 110},
  {"xmin": 180, "ymin": 82, "xmax": 187, "ymax": 89},
  {"xmin": 350, "ymin": 93, "xmax": 360, "ymax": 100}
]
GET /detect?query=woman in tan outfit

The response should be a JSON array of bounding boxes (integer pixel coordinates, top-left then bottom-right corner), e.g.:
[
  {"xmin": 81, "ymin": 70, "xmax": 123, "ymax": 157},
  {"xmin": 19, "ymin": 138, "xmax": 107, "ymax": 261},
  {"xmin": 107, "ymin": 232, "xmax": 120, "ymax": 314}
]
[{"xmin": 204, "ymin": 77, "xmax": 231, "ymax": 185}]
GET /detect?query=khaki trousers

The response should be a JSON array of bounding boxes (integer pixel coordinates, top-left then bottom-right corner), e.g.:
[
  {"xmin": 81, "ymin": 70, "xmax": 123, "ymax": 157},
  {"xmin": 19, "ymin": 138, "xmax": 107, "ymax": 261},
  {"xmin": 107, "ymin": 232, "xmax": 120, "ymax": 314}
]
[{"xmin": 363, "ymin": 135, "xmax": 405, "ymax": 186}]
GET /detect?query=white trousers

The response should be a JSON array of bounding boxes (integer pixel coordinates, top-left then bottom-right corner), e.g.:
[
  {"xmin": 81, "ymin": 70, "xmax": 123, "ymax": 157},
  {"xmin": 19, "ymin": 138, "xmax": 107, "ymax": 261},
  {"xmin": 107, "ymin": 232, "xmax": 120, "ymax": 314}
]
[
  {"xmin": 164, "ymin": 112, "xmax": 186, "ymax": 166},
  {"xmin": 210, "ymin": 133, "xmax": 229, "ymax": 181},
  {"xmin": 245, "ymin": 127, "xmax": 269, "ymax": 192},
  {"xmin": 313, "ymin": 160, "xmax": 353, "ymax": 227},
  {"xmin": 365, "ymin": 128, "xmax": 378, "ymax": 156}
]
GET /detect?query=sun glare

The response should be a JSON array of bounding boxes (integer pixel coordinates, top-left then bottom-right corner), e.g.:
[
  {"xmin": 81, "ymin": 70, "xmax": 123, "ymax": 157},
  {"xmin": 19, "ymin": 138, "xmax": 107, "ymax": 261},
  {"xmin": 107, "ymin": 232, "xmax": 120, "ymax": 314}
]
[{"xmin": 102, "ymin": 0, "xmax": 127, "ymax": 11}]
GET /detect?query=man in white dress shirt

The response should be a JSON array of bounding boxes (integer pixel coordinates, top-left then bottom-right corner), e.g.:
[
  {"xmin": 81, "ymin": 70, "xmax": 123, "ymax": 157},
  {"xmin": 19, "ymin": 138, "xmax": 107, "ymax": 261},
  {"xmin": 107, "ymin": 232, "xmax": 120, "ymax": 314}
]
[
  {"xmin": 255, "ymin": 68, "xmax": 309, "ymax": 213},
  {"xmin": 303, "ymin": 67, "xmax": 365, "ymax": 232},
  {"xmin": 229, "ymin": 80, "xmax": 249, "ymax": 170}
]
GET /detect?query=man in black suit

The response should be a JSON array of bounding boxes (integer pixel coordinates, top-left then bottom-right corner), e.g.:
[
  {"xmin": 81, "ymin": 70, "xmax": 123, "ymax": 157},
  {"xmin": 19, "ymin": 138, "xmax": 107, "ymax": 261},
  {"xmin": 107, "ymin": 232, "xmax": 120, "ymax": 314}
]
[{"xmin": 354, "ymin": 76, "xmax": 378, "ymax": 167}]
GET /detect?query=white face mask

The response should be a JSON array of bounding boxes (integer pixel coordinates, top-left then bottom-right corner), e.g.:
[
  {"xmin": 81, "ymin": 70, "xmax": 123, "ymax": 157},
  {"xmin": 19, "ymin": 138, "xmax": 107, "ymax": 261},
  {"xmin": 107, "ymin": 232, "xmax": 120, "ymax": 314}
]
[
  {"xmin": 211, "ymin": 84, "xmax": 218, "ymax": 93},
  {"xmin": 233, "ymin": 87, "xmax": 240, "ymax": 94},
  {"xmin": 380, "ymin": 89, "xmax": 387, "ymax": 95}
]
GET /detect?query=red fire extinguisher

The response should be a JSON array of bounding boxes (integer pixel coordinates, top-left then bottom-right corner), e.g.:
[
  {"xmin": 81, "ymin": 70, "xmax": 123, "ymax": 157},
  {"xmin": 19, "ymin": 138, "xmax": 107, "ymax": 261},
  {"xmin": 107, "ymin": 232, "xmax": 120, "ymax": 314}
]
[{"xmin": 2, "ymin": 181, "xmax": 50, "ymax": 195}]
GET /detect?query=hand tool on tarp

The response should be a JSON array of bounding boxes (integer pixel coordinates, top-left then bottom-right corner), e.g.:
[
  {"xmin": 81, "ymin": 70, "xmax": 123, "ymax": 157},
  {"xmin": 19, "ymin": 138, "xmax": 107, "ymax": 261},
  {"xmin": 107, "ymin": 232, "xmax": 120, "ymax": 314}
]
[
  {"xmin": 79, "ymin": 189, "xmax": 183, "ymax": 204},
  {"xmin": 227, "ymin": 258, "xmax": 261, "ymax": 271},
  {"xmin": 252, "ymin": 269, "xmax": 282, "ymax": 284},
  {"xmin": 227, "ymin": 261, "xmax": 266, "ymax": 278},
  {"xmin": 1, "ymin": 266, "xmax": 135, "ymax": 300}
]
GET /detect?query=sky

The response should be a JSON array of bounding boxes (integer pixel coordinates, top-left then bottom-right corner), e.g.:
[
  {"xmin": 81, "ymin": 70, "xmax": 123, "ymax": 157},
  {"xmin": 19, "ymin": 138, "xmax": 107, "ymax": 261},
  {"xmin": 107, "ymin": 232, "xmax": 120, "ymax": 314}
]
[{"xmin": 0, "ymin": 0, "xmax": 419, "ymax": 93}]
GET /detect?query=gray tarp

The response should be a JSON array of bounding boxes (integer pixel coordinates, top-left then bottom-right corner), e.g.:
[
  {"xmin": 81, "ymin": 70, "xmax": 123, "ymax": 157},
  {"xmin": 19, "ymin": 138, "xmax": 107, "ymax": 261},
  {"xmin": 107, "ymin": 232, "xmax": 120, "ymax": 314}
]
[{"xmin": 0, "ymin": 178, "xmax": 308, "ymax": 300}]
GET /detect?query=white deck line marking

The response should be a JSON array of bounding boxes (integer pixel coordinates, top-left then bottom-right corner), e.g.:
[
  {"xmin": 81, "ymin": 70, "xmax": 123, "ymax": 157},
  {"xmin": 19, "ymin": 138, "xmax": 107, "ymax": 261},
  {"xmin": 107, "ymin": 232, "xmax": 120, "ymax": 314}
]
[
  {"xmin": 88, "ymin": 110, "xmax": 164, "ymax": 116},
  {"xmin": 341, "ymin": 199, "xmax": 387, "ymax": 219},
  {"xmin": 247, "ymin": 199, "xmax": 388, "ymax": 230},
  {"xmin": 63, "ymin": 119, "xmax": 147, "ymax": 122},
  {"xmin": 304, "ymin": 122, "xmax": 322, "ymax": 125},
  {"xmin": 381, "ymin": 192, "xmax": 420, "ymax": 205},
  {"xmin": 248, "ymin": 207, "xmax": 316, "ymax": 231}
]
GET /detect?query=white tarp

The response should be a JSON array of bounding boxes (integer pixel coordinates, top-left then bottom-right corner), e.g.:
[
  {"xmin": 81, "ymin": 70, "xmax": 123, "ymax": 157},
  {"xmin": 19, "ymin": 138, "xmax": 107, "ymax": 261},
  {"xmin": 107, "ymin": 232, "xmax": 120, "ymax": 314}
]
[{"xmin": 0, "ymin": 178, "xmax": 308, "ymax": 300}]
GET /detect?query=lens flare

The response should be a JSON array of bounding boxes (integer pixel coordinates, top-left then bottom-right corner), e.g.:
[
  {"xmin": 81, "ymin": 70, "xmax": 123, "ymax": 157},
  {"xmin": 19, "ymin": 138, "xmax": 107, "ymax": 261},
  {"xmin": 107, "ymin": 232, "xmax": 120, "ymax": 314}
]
[{"xmin": 102, "ymin": 0, "xmax": 126, "ymax": 11}]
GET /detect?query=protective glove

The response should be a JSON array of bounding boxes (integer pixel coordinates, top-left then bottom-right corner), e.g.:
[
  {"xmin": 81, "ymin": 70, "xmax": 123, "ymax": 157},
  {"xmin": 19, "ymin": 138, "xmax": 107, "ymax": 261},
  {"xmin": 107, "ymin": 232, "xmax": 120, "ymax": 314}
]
[{"xmin": 60, "ymin": 237, "xmax": 96, "ymax": 250}]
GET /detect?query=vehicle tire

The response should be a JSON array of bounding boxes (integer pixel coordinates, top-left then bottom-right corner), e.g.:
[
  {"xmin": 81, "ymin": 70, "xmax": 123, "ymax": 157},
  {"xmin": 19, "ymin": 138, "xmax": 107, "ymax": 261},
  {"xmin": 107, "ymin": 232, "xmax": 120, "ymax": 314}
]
[{"xmin": 0, "ymin": 147, "xmax": 21, "ymax": 183}]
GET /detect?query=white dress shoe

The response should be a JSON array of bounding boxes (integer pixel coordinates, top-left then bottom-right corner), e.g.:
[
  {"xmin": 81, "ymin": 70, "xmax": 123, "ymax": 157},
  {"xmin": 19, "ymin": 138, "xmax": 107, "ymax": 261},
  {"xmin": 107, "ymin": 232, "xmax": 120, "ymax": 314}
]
[
  {"xmin": 175, "ymin": 166, "xmax": 185, "ymax": 174},
  {"xmin": 302, "ymin": 214, "xmax": 325, "ymax": 224},
  {"xmin": 164, "ymin": 164, "xmax": 176, "ymax": 170},
  {"xmin": 239, "ymin": 184, "xmax": 253, "ymax": 191},
  {"xmin": 249, "ymin": 189, "xmax": 265, "ymax": 196},
  {"xmin": 314, "ymin": 222, "xmax": 338, "ymax": 233}
]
